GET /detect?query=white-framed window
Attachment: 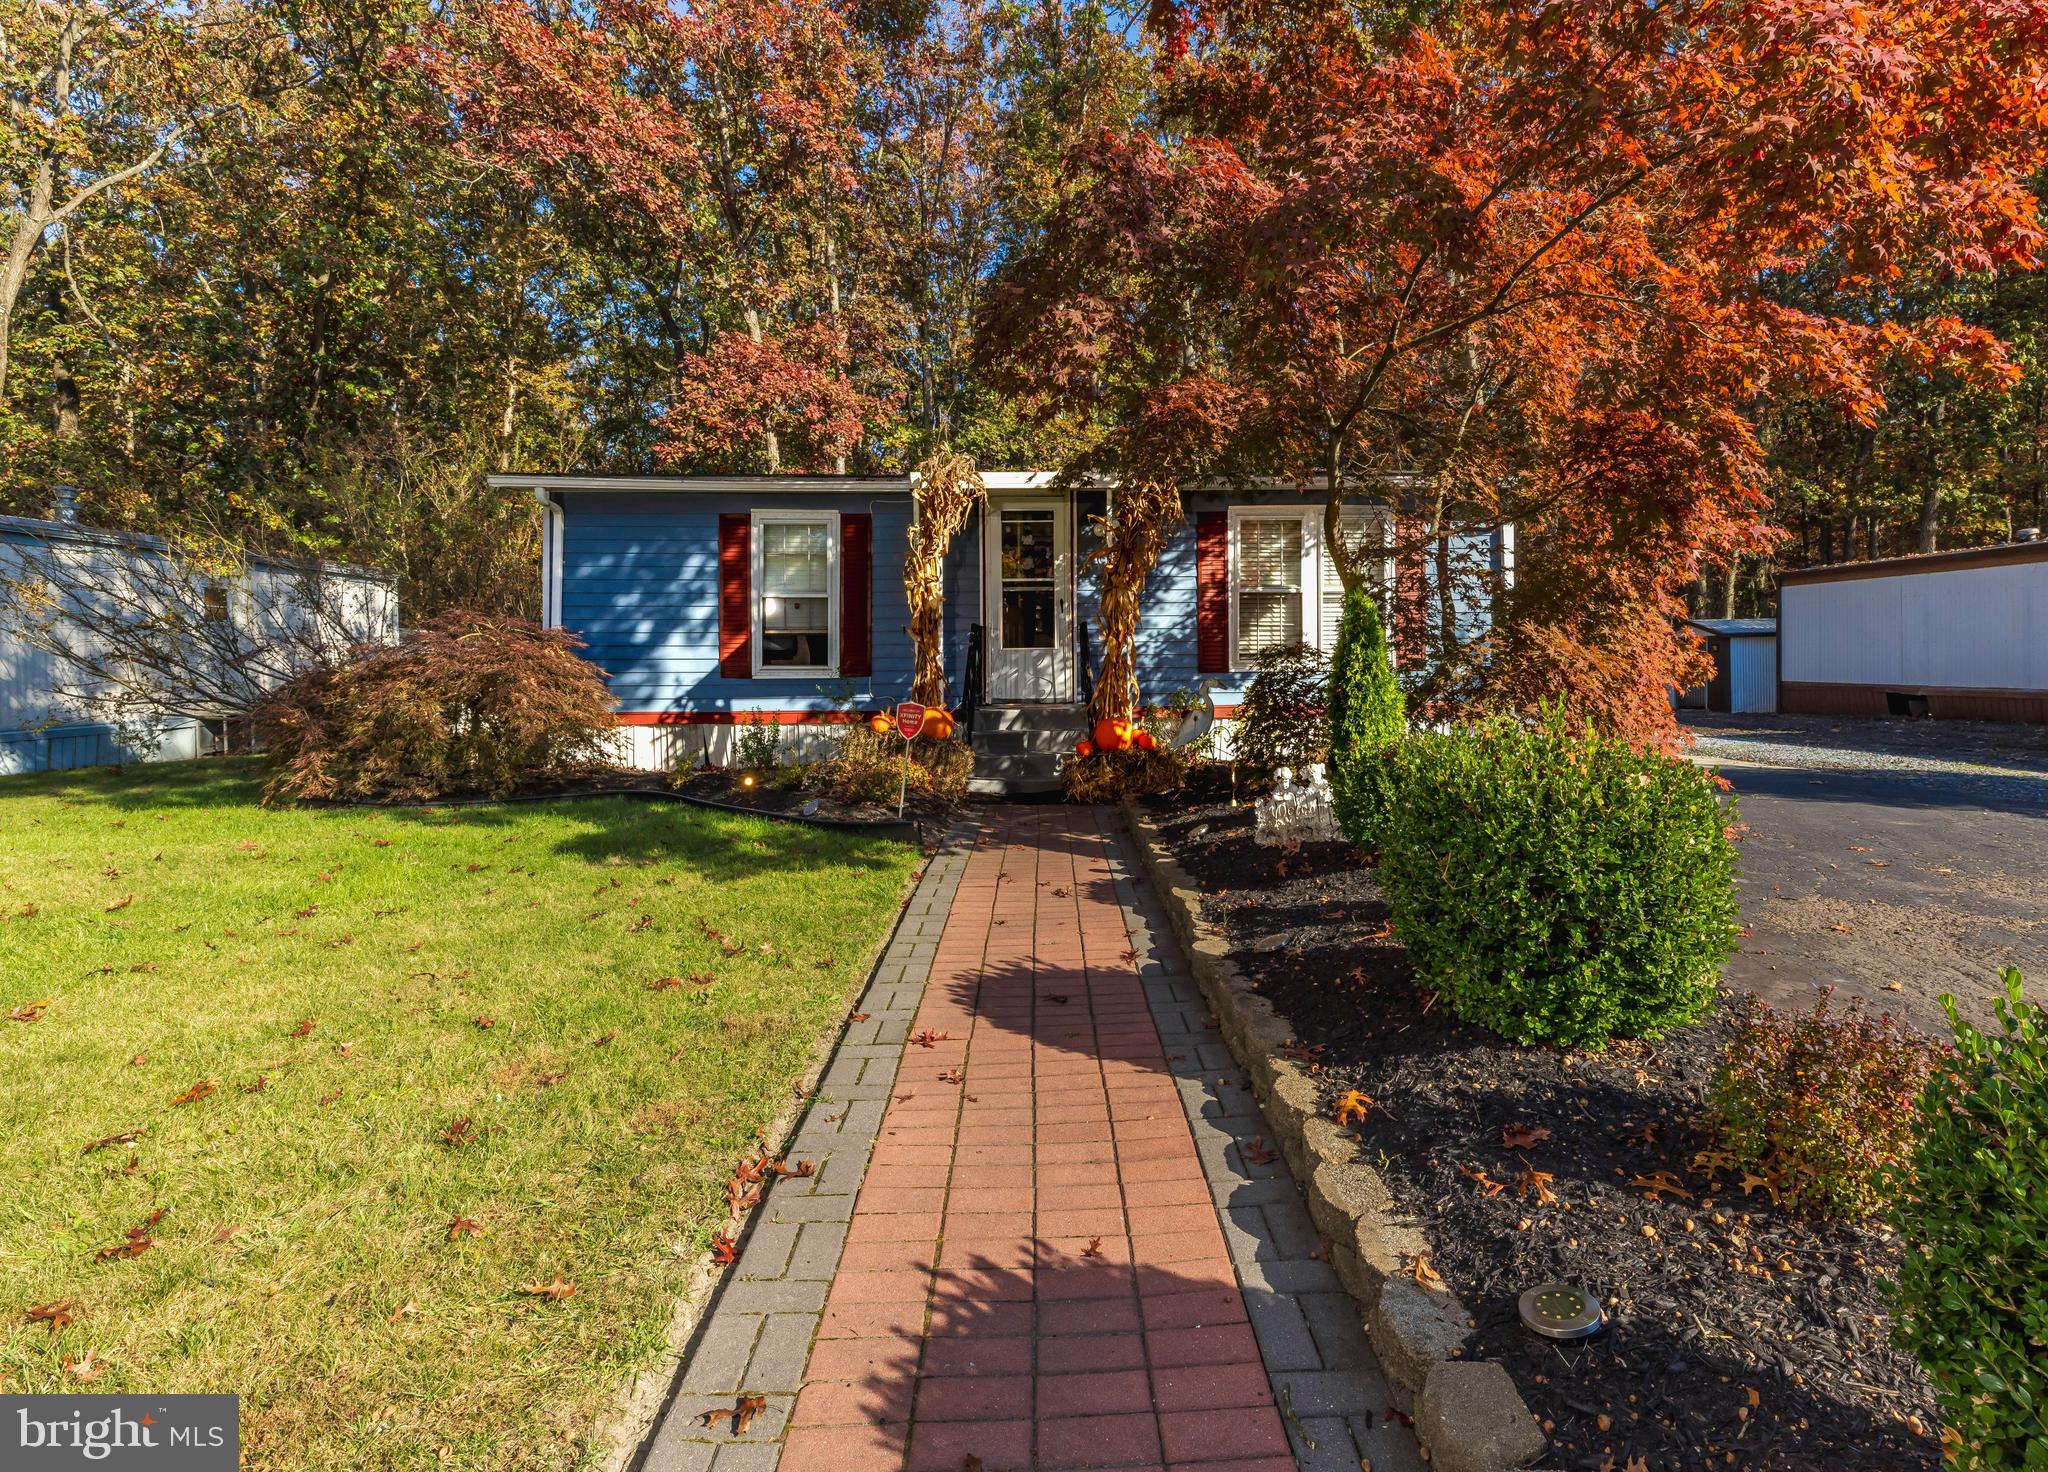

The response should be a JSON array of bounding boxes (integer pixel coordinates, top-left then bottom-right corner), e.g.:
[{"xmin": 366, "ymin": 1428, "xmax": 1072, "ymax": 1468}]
[
  {"xmin": 752, "ymin": 511, "xmax": 837, "ymax": 676},
  {"xmin": 1228, "ymin": 505, "xmax": 1394, "ymax": 668},
  {"xmin": 1229, "ymin": 507, "xmax": 1315, "ymax": 669},
  {"xmin": 1319, "ymin": 508, "xmax": 1392, "ymax": 648}
]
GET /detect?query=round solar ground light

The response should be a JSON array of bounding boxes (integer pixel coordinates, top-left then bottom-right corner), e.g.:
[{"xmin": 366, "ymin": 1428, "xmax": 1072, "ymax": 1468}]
[{"xmin": 1518, "ymin": 1282, "xmax": 1605, "ymax": 1340}]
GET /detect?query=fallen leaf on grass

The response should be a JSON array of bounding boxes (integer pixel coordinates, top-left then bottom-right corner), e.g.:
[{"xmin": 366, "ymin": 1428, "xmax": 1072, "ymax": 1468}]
[
  {"xmin": 710, "ymin": 1230, "xmax": 739, "ymax": 1266},
  {"xmin": 519, "ymin": 1277, "xmax": 575, "ymax": 1301},
  {"xmin": 105, "ymin": 895, "xmax": 134, "ymax": 912},
  {"xmin": 646, "ymin": 976, "xmax": 684, "ymax": 992},
  {"xmin": 128, "ymin": 1053, "xmax": 147, "ymax": 1066},
  {"xmin": 82, "ymin": 1129, "xmax": 142, "ymax": 1155},
  {"xmin": 171, "ymin": 1080, "xmax": 216, "ymax": 1107},
  {"xmin": 534, "ymin": 1071, "xmax": 565, "ymax": 1088},
  {"xmin": 290, "ymin": 1018, "xmax": 317, "ymax": 1038},
  {"xmin": 26, "ymin": 1301, "xmax": 77, "ymax": 1333},
  {"xmin": 1332, "ymin": 1090, "xmax": 1374, "ymax": 1128},
  {"xmin": 238, "ymin": 1075, "xmax": 267, "ymax": 1094},
  {"xmin": 472, "ymin": 1016, "xmax": 495, "ymax": 1030},
  {"xmin": 211, "ymin": 1226, "xmax": 238, "ymax": 1243},
  {"xmin": 447, "ymin": 1218, "xmax": 482, "ymax": 1240},
  {"xmin": 439, "ymin": 1117, "xmax": 478, "ymax": 1149},
  {"xmin": 1501, "ymin": 1124, "xmax": 1551, "ymax": 1150},
  {"xmin": 389, "ymin": 1300, "xmax": 418, "ymax": 1323},
  {"xmin": 7, "ymin": 1001, "xmax": 49, "ymax": 1022},
  {"xmin": 592, "ymin": 1029, "xmax": 617, "ymax": 1048},
  {"xmin": 63, "ymin": 1352, "xmax": 103, "ymax": 1382}
]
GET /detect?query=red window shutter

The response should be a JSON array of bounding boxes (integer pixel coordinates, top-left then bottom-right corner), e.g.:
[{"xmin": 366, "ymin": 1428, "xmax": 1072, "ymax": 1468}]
[
  {"xmin": 718, "ymin": 514, "xmax": 752, "ymax": 679},
  {"xmin": 839, "ymin": 512, "xmax": 872, "ymax": 677},
  {"xmin": 1196, "ymin": 511, "xmax": 1229, "ymax": 673}
]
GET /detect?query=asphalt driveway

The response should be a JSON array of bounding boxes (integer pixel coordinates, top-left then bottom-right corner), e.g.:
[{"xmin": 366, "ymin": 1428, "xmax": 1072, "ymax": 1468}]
[{"xmin": 1686, "ymin": 715, "xmax": 2048, "ymax": 1033}]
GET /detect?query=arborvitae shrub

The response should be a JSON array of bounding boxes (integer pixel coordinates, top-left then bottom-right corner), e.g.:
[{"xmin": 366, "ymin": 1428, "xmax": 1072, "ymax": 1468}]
[
  {"xmin": 1378, "ymin": 717, "xmax": 1740, "ymax": 1048},
  {"xmin": 1326, "ymin": 584, "xmax": 1404, "ymax": 850},
  {"xmin": 257, "ymin": 611, "xmax": 617, "ymax": 802}
]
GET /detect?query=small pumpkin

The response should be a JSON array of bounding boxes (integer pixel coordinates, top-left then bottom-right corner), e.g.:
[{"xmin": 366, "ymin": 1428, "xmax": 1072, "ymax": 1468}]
[
  {"xmin": 1134, "ymin": 729, "xmax": 1158, "ymax": 751},
  {"xmin": 868, "ymin": 712, "xmax": 892, "ymax": 735},
  {"xmin": 923, "ymin": 708, "xmax": 956, "ymax": 741},
  {"xmin": 1092, "ymin": 718, "xmax": 1136, "ymax": 751},
  {"xmin": 1074, "ymin": 738, "xmax": 1095, "ymax": 757}
]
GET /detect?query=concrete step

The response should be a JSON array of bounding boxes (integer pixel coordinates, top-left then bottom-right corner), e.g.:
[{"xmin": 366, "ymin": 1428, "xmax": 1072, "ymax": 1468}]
[
  {"xmin": 973, "ymin": 704, "xmax": 1088, "ymax": 734},
  {"xmin": 973, "ymin": 726, "xmax": 1084, "ymax": 756}
]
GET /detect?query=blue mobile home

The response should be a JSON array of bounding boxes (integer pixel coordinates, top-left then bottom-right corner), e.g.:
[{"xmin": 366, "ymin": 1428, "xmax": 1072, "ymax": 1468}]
[{"xmin": 493, "ymin": 471, "xmax": 1511, "ymax": 789}]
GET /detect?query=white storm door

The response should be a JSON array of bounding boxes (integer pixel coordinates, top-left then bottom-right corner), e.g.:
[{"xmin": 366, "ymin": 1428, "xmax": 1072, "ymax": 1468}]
[{"xmin": 983, "ymin": 499, "xmax": 1074, "ymax": 702}]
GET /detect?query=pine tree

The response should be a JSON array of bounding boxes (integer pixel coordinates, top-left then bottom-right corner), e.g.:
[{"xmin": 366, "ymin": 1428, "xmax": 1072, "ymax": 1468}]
[{"xmin": 1328, "ymin": 583, "xmax": 1405, "ymax": 851}]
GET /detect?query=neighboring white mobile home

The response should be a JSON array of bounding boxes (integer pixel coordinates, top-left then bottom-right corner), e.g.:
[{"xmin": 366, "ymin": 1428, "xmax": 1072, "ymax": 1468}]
[
  {"xmin": 0, "ymin": 502, "xmax": 399, "ymax": 774},
  {"xmin": 1778, "ymin": 537, "xmax": 2048, "ymax": 723}
]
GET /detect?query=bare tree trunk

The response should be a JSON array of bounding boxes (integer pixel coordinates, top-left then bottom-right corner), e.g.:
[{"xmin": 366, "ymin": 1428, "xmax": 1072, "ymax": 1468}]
[
  {"xmin": 741, "ymin": 306, "xmax": 781, "ymax": 472},
  {"xmin": 1722, "ymin": 559, "xmax": 1738, "ymax": 619},
  {"xmin": 1916, "ymin": 482, "xmax": 1941, "ymax": 554}
]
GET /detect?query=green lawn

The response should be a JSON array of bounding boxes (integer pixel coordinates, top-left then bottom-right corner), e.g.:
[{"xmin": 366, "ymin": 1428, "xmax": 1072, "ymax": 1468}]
[{"xmin": 0, "ymin": 760, "xmax": 921, "ymax": 1470}]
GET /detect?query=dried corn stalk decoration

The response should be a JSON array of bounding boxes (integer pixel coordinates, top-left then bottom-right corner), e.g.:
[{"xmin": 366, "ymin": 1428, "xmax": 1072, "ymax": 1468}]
[
  {"xmin": 905, "ymin": 449, "xmax": 985, "ymax": 707},
  {"xmin": 1087, "ymin": 477, "xmax": 1183, "ymax": 726}
]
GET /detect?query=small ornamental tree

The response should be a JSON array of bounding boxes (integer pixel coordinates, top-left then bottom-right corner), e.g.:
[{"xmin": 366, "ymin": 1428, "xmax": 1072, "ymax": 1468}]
[
  {"xmin": 257, "ymin": 611, "xmax": 617, "ymax": 803},
  {"xmin": 1887, "ymin": 971, "xmax": 2048, "ymax": 1472},
  {"xmin": 1327, "ymin": 583, "xmax": 1404, "ymax": 850}
]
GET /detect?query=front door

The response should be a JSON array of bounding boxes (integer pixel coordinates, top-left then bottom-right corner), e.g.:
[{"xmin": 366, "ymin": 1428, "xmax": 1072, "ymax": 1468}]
[{"xmin": 984, "ymin": 498, "xmax": 1073, "ymax": 702}]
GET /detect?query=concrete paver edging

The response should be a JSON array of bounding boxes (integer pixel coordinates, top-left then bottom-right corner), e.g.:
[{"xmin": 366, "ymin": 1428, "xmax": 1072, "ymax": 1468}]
[{"xmin": 1121, "ymin": 802, "xmax": 1546, "ymax": 1472}]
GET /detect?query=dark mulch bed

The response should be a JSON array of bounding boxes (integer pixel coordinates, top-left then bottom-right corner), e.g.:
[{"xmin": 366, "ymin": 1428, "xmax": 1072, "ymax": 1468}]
[
  {"xmin": 667, "ymin": 767, "xmax": 956, "ymax": 831},
  {"xmin": 1143, "ymin": 783, "xmax": 1940, "ymax": 1472}
]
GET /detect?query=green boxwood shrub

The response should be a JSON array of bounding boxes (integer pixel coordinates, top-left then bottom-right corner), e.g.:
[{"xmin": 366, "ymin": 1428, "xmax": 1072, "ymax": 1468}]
[
  {"xmin": 1326, "ymin": 584, "xmax": 1405, "ymax": 851},
  {"xmin": 1378, "ymin": 718, "xmax": 1740, "ymax": 1048},
  {"xmin": 1886, "ymin": 969, "xmax": 2048, "ymax": 1471}
]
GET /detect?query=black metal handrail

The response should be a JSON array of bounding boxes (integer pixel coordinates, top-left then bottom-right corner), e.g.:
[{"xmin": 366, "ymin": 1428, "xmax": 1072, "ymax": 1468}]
[{"xmin": 961, "ymin": 623, "xmax": 985, "ymax": 744}]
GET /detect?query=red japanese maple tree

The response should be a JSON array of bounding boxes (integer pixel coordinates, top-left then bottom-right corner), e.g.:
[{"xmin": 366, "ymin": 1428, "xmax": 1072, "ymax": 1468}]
[{"xmin": 985, "ymin": 0, "xmax": 2048, "ymax": 738}]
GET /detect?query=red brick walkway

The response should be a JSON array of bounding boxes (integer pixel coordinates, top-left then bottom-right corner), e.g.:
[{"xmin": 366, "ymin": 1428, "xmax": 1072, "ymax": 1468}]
[{"xmin": 781, "ymin": 807, "xmax": 1293, "ymax": 1472}]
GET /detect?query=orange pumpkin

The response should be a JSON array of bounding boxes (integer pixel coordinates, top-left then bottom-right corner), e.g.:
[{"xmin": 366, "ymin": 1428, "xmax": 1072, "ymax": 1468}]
[
  {"xmin": 923, "ymin": 709, "xmax": 956, "ymax": 741},
  {"xmin": 868, "ymin": 712, "xmax": 892, "ymax": 735},
  {"xmin": 1092, "ymin": 718, "xmax": 1136, "ymax": 751},
  {"xmin": 1073, "ymin": 738, "xmax": 1095, "ymax": 757},
  {"xmin": 1134, "ymin": 729, "xmax": 1158, "ymax": 751}
]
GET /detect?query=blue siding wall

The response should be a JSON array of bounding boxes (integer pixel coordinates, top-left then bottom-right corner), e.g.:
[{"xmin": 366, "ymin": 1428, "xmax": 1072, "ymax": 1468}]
[
  {"xmin": 559, "ymin": 488, "xmax": 1504, "ymax": 717},
  {"xmin": 560, "ymin": 492, "xmax": 917, "ymax": 714}
]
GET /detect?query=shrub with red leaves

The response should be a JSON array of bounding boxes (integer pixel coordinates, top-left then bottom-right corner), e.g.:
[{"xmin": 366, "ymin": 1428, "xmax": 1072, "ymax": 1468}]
[
  {"xmin": 1711, "ymin": 987, "xmax": 1951, "ymax": 1220},
  {"xmin": 257, "ymin": 611, "xmax": 617, "ymax": 803}
]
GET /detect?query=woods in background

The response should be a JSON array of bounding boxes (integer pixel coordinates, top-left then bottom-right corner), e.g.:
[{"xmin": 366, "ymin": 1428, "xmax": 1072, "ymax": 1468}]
[{"xmin": 5, "ymin": 0, "xmax": 2046, "ymax": 722}]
